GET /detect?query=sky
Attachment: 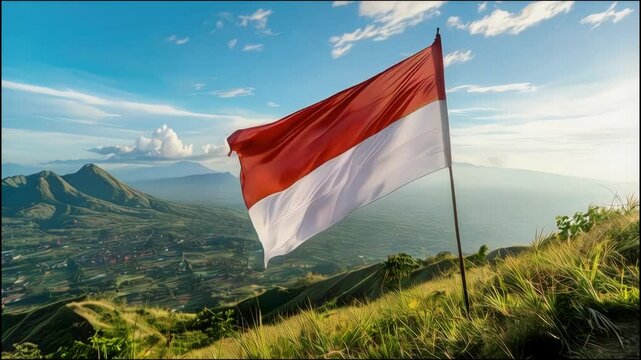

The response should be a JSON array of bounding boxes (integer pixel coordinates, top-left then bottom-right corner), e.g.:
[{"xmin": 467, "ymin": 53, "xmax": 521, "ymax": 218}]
[{"xmin": 2, "ymin": 1, "xmax": 639, "ymax": 183}]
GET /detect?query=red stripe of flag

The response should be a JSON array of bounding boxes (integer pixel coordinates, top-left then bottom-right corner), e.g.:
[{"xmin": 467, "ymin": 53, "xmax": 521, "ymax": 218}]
[{"xmin": 227, "ymin": 36, "xmax": 446, "ymax": 209}]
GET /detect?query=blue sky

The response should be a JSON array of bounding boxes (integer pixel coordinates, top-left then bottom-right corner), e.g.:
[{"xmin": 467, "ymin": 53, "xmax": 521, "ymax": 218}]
[{"xmin": 2, "ymin": 1, "xmax": 639, "ymax": 183}]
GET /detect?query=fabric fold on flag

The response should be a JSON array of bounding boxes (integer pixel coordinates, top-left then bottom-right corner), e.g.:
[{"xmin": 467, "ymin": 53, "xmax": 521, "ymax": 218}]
[{"xmin": 228, "ymin": 34, "xmax": 451, "ymax": 266}]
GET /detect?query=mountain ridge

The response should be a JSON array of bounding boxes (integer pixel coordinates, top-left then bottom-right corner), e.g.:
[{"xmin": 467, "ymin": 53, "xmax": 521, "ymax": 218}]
[{"xmin": 1, "ymin": 164, "xmax": 191, "ymax": 225}]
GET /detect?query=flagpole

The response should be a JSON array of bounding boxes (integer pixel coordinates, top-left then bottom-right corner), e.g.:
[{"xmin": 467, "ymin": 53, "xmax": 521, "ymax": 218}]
[
  {"xmin": 436, "ymin": 27, "xmax": 471, "ymax": 317},
  {"xmin": 448, "ymin": 165, "xmax": 471, "ymax": 317}
]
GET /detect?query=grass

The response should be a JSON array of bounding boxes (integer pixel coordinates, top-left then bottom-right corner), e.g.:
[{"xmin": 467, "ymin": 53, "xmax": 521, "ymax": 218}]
[
  {"xmin": 180, "ymin": 197, "xmax": 639, "ymax": 359},
  {"xmin": 3, "ymin": 198, "xmax": 638, "ymax": 359}
]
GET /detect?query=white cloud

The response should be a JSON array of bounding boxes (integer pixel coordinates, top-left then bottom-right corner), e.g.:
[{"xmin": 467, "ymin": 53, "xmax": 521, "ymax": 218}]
[
  {"xmin": 242, "ymin": 43, "xmax": 264, "ymax": 52},
  {"xmin": 211, "ymin": 87, "xmax": 254, "ymax": 98},
  {"xmin": 2, "ymin": 80, "xmax": 240, "ymax": 120},
  {"xmin": 332, "ymin": 43, "xmax": 354, "ymax": 59},
  {"xmin": 580, "ymin": 2, "xmax": 633, "ymax": 29},
  {"xmin": 202, "ymin": 143, "xmax": 226, "ymax": 156},
  {"xmin": 449, "ymin": 1, "xmax": 574, "ymax": 37},
  {"xmin": 193, "ymin": 83, "xmax": 206, "ymax": 91},
  {"xmin": 166, "ymin": 34, "xmax": 189, "ymax": 45},
  {"xmin": 447, "ymin": 16, "xmax": 467, "ymax": 30},
  {"xmin": 330, "ymin": 1, "xmax": 445, "ymax": 58},
  {"xmin": 447, "ymin": 82, "xmax": 537, "ymax": 93},
  {"xmin": 90, "ymin": 124, "xmax": 193, "ymax": 159},
  {"xmin": 2, "ymin": 80, "xmax": 108, "ymax": 105},
  {"xmin": 444, "ymin": 49, "xmax": 474, "ymax": 67},
  {"xmin": 266, "ymin": 101, "xmax": 280, "ymax": 107},
  {"xmin": 227, "ymin": 38, "xmax": 238, "ymax": 49},
  {"xmin": 478, "ymin": 1, "xmax": 487, "ymax": 13},
  {"xmin": 216, "ymin": 20, "xmax": 224, "ymax": 29},
  {"xmin": 332, "ymin": 1, "xmax": 354, "ymax": 7},
  {"xmin": 175, "ymin": 37, "xmax": 189, "ymax": 45},
  {"xmin": 47, "ymin": 98, "xmax": 121, "ymax": 119},
  {"xmin": 238, "ymin": 8, "xmax": 278, "ymax": 35},
  {"xmin": 450, "ymin": 78, "xmax": 640, "ymax": 183},
  {"xmin": 239, "ymin": 8, "xmax": 272, "ymax": 29}
]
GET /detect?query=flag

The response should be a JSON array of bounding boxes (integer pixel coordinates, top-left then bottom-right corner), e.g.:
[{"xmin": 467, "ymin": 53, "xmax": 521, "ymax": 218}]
[{"xmin": 227, "ymin": 34, "xmax": 450, "ymax": 266}]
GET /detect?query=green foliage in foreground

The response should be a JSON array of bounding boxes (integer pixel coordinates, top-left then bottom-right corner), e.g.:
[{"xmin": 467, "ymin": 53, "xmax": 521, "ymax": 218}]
[{"xmin": 3, "ymin": 198, "xmax": 639, "ymax": 359}]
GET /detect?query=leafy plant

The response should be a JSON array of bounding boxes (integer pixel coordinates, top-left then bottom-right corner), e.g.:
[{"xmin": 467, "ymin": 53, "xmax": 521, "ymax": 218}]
[
  {"xmin": 382, "ymin": 253, "xmax": 419, "ymax": 288},
  {"xmin": 556, "ymin": 205, "xmax": 610, "ymax": 240}
]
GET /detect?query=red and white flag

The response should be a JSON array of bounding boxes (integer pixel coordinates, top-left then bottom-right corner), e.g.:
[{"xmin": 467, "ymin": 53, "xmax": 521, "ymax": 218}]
[{"xmin": 227, "ymin": 34, "xmax": 451, "ymax": 266}]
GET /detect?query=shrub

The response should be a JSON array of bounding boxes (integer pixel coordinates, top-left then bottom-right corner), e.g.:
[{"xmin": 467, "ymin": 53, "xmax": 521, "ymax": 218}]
[
  {"xmin": 556, "ymin": 205, "xmax": 611, "ymax": 240},
  {"xmin": 382, "ymin": 253, "xmax": 419, "ymax": 288}
]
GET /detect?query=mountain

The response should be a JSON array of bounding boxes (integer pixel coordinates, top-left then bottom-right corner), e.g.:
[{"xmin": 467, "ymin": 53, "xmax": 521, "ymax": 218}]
[
  {"xmin": 2, "ymin": 165, "xmax": 165, "ymax": 219},
  {"xmin": 2, "ymin": 170, "xmax": 116, "ymax": 219},
  {"xmin": 1, "ymin": 164, "xmax": 238, "ymax": 228},
  {"xmin": 109, "ymin": 161, "xmax": 217, "ymax": 182},
  {"xmin": 130, "ymin": 172, "xmax": 242, "ymax": 206},
  {"xmin": 61, "ymin": 164, "xmax": 174, "ymax": 211}
]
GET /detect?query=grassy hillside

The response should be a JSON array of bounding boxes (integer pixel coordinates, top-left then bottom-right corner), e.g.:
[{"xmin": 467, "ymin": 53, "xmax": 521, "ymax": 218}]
[
  {"xmin": 2, "ymin": 199, "xmax": 638, "ymax": 359},
  {"xmin": 186, "ymin": 198, "xmax": 640, "ymax": 359}
]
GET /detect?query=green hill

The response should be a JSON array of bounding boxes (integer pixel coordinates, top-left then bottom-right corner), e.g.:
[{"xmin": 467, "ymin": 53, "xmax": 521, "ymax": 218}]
[
  {"xmin": 2, "ymin": 165, "xmax": 176, "ymax": 224},
  {"xmin": 3, "ymin": 200, "xmax": 637, "ymax": 359},
  {"xmin": 2, "ymin": 170, "xmax": 99, "ymax": 214},
  {"xmin": 61, "ymin": 164, "xmax": 171, "ymax": 210},
  {"xmin": 196, "ymin": 255, "xmax": 462, "ymax": 329}
]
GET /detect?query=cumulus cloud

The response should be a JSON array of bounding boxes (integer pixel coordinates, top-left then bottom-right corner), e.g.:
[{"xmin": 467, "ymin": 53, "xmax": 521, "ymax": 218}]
[
  {"xmin": 330, "ymin": 1, "xmax": 444, "ymax": 58},
  {"xmin": 89, "ymin": 124, "xmax": 193, "ymax": 160},
  {"xmin": 478, "ymin": 1, "xmax": 487, "ymax": 13},
  {"xmin": 447, "ymin": 82, "xmax": 537, "ymax": 93},
  {"xmin": 242, "ymin": 43, "xmax": 264, "ymax": 52},
  {"xmin": 332, "ymin": 1, "xmax": 354, "ymax": 7},
  {"xmin": 166, "ymin": 34, "xmax": 190, "ymax": 45},
  {"xmin": 211, "ymin": 87, "xmax": 255, "ymax": 98},
  {"xmin": 580, "ymin": 2, "xmax": 633, "ymax": 29},
  {"xmin": 448, "ymin": 1, "xmax": 574, "ymax": 37},
  {"xmin": 193, "ymin": 83, "xmax": 206, "ymax": 91},
  {"xmin": 266, "ymin": 101, "xmax": 280, "ymax": 107},
  {"xmin": 228, "ymin": 38, "xmax": 238, "ymax": 49},
  {"xmin": 444, "ymin": 49, "xmax": 474, "ymax": 67}
]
